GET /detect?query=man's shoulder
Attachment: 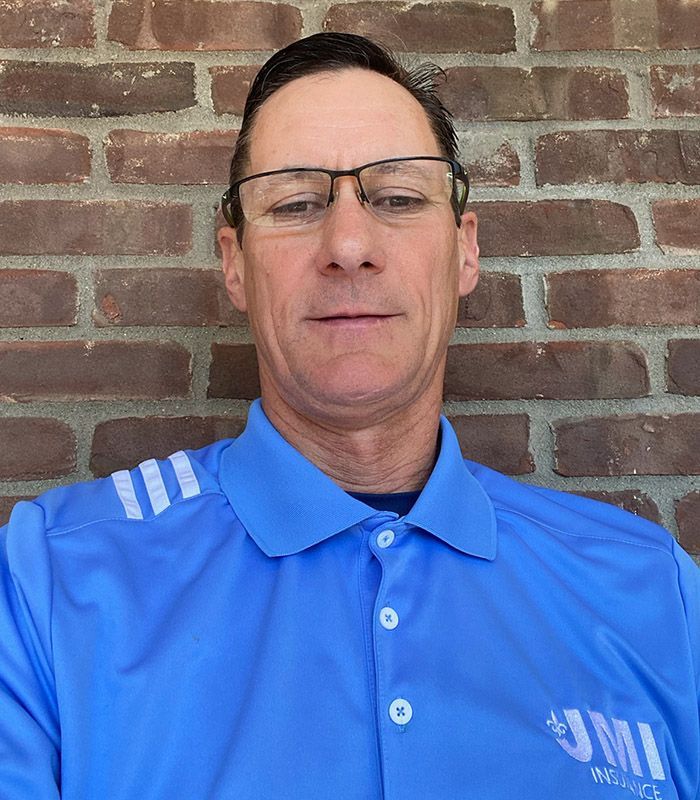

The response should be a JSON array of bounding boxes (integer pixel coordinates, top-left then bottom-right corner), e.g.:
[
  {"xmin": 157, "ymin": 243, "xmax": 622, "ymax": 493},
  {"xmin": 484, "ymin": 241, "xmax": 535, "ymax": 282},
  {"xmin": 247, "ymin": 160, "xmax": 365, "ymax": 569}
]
[
  {"xmin": 7, "ymin": 438, "xmax": 235, "ymax": 538},
  {"xmin": 465, "ymin": 459, "xmax": 677, "ymax": 558}
]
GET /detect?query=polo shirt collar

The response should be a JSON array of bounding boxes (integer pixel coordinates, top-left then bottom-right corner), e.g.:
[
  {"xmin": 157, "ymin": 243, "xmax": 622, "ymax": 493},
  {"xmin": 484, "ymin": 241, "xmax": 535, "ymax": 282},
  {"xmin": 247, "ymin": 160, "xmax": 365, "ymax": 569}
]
[{"xmin": 220, "ymin": 399, "xmax": 497, "ymax": 561}]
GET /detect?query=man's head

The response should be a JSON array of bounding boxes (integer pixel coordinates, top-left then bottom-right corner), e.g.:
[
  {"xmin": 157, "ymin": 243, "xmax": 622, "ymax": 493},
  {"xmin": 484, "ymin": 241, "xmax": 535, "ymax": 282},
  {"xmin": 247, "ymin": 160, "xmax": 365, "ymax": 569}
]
[
  {"xmin": 218, "ymin": 33, "xmax": 479, "ymax": 430},
  {"xmin": 224, "ymin": 32, "xmax": 464, "ymax": 245}
]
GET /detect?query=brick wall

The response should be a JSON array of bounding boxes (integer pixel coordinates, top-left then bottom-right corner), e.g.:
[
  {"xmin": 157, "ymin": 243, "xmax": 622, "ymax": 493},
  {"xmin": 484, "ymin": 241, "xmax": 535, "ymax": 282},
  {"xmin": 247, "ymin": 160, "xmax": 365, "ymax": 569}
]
[{"xmin": 0, "ymin": 0, "xmax": 698, "ymax": 555}]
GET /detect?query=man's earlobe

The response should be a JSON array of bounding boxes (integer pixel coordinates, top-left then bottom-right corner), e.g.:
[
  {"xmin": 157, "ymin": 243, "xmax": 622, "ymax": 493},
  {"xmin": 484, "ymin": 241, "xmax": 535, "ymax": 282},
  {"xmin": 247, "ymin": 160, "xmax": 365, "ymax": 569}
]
[
  {"xmin": 457, "ymin": 211, "xmax": 479, "ymax": 298},
  {"xmin": 218, "ymin": 225, "xmax": 248, "ymax": 313}
]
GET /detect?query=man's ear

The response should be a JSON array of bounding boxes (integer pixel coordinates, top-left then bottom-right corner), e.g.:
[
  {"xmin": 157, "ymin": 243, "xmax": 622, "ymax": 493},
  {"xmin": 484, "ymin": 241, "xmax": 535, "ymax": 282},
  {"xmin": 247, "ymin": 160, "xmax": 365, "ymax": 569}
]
[
  {"xmin": 218, "ymin": 224, "xmax": 248, "ymax": 313},
  {"xmin": 457, "ymin": 210, "xmax": 479, "ymax": 298}
]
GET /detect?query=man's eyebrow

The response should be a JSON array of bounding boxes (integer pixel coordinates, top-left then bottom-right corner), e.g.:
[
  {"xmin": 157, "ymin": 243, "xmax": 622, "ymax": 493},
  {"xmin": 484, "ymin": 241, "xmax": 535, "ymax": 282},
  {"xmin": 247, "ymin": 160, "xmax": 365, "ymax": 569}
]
[{"xmin": 369, "ymin": 161, "xmax": 432, "ymax": 176}]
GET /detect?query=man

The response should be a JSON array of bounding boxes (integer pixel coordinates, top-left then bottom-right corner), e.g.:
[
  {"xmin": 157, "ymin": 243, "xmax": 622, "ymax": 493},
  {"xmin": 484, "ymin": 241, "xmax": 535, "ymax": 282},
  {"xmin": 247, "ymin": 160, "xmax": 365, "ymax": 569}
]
[{"xmin": 0, "ymin": 32, "xmax": 698, "ymax": 800}]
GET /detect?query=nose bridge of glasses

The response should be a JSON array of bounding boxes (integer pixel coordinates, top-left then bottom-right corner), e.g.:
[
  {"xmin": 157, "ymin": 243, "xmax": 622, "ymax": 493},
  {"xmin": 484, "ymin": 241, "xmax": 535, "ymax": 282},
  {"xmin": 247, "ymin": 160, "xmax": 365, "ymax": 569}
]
[{"xmin": 328, "ymin": 169, "xmax": 368, "ymax": 208}]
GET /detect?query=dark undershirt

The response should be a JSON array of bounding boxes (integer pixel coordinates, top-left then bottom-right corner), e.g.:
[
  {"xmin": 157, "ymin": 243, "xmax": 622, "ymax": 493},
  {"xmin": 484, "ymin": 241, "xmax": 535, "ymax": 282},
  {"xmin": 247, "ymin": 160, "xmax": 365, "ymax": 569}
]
[{"xmin": 348, "ymin": 490, "xmax": 420, "ymax": 517}]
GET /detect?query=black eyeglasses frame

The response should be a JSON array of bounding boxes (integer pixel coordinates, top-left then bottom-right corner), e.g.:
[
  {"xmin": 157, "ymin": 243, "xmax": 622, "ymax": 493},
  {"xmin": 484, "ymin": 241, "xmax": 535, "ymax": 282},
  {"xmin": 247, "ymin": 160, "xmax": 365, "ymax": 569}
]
[{"xmin": 220, "ymin": 156, "xmax": 470, "ymax": 229}]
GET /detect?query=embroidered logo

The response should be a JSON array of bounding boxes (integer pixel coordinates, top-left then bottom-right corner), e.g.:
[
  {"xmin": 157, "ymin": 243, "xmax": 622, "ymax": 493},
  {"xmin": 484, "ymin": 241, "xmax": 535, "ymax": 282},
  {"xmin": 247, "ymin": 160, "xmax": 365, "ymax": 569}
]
[{"xmin": 547, "ymin": 708, "xmax": 666, "ymax": 799}]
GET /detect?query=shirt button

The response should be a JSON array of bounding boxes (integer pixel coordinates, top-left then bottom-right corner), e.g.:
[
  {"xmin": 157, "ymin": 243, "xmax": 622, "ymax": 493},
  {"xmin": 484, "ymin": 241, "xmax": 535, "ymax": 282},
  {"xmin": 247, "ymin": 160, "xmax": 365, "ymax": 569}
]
[
  {"xmin": 379, "ymin": 606, "xmax": 399, "ymax": 630},
  {"xmin": 376, "ymin": 529, "xmax": 395, "ymax": 548},
  {"xmin": 389, "ymin": 698, "xmax": 413, "ymax": 725}
]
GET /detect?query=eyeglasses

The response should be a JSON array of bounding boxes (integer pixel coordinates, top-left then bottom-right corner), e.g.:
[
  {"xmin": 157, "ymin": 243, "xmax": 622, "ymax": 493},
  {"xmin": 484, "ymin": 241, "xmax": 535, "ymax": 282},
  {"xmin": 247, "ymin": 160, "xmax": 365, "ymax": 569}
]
[{"xmin": 221, "ymin": 156, "xmax": 469, "ymax": 229}]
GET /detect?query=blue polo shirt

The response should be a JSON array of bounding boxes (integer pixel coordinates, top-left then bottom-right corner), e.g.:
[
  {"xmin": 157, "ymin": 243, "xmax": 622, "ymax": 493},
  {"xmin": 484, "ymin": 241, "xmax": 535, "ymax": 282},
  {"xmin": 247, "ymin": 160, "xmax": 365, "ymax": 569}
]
[{"xmin": 1, "ymin": 400, "xmax": 698, "ymax": 800}]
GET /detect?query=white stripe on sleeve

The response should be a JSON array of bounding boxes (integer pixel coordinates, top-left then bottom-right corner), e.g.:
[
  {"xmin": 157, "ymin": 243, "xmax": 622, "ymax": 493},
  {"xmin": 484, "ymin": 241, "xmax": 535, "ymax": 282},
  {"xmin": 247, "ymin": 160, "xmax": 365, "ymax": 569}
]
[
  {"xmin": 138, "ymin": 458, "xmax": 171, "ymax": 515},
  {"xmin": 168, "ymin": 451, "xmax": 201, "ymax": 499},
  {"xmin": 112, "ymin": 469, "xmax": 144, "ymax": 520}
]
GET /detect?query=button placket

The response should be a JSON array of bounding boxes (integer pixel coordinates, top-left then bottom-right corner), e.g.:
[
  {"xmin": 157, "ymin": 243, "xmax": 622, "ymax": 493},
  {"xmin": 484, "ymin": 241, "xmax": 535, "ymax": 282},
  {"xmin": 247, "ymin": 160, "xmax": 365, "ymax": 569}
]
[{"xmin": 370, "ymin": 521, "xmax": 415, "ymax": 738}]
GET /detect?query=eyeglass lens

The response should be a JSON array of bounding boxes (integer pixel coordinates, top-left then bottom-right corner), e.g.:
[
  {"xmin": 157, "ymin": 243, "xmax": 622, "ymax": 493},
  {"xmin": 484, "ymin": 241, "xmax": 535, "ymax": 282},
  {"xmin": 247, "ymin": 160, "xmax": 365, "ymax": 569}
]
[{"xmin": 237, "ymin": 158, "xmax": 458, "ymax": 228}]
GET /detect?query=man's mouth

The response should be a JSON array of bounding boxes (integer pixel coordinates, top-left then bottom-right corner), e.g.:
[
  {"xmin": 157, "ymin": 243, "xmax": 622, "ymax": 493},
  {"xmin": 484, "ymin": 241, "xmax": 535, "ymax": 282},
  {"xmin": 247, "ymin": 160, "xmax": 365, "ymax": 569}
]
[{"xmin": 311, "ymin": 313, "xmax": 398, "ymax": 327}]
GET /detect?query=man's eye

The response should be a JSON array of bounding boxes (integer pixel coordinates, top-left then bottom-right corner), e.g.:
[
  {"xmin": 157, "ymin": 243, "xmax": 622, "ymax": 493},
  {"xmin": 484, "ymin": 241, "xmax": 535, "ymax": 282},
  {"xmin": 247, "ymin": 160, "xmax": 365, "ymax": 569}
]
[
  {"xmin": 370, "ymin": 190, "xmax": 428, "ymax": 213},
  {"xmin": 269, "ymin": 195, "xmax": 325, "ymax": 218}
]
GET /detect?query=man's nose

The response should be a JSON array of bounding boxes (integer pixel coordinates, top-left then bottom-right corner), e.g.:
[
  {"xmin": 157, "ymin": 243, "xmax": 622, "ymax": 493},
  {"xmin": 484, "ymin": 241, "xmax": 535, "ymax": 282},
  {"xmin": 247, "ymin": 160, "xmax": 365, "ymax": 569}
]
[{"xmin": 317, "ymin": 177, "xmax": 383, "ymax": 276}]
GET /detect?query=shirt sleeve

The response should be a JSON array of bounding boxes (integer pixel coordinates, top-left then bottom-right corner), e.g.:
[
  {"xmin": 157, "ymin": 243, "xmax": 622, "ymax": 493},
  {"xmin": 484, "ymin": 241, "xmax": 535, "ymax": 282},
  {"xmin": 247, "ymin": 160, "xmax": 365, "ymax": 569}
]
[{"xmin": 0, "ymin": 501, "xmax": 61, "ymax": 798}]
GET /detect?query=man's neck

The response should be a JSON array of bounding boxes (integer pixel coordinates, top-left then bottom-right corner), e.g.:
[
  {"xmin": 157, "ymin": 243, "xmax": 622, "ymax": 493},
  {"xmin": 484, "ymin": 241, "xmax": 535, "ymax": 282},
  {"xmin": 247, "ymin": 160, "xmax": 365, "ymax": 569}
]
[{"xmin": 260, "ymin": 395, "xmax": 442, "ymax": 494}]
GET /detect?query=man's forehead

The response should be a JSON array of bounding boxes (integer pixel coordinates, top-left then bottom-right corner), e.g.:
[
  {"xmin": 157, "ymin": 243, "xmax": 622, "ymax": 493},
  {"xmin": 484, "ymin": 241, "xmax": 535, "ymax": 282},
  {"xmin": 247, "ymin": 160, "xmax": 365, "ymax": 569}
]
[{"xmin": 246, "ymin": 68, "xmax": 441, "ymax": 171}]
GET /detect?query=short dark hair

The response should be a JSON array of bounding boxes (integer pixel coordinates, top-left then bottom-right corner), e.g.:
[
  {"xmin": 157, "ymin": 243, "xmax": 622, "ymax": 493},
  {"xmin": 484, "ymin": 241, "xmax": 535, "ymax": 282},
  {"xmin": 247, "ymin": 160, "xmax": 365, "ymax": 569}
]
[{"xmin": 226, "ymin": 32, "xmax": 460, "ymax": 243}]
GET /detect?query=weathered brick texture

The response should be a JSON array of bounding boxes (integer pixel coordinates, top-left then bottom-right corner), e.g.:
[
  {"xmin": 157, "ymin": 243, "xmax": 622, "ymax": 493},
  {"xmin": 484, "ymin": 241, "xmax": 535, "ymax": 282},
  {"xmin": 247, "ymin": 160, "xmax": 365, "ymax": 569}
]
[
  {"xmin": 0, "ymin": 341, "xmax": 191, "ymax": 401},
  {"xmin": 473, "ymin": 201, "xmax": 639, "ymax": 257},
  {"xmin": 90, "ymin": 415, "xmax": 247, "ymax": 476},
  {"xmin": 448, "ymin": 414, "xmax": 532, "ymax": 474},
  {"xmin": 546, "ymin": 270, "xmax": 700, "ymax": 328},
  {"xmin": 456, "ymin": 273, "xmax": 524, "ymax": 328},
  {"xmin": 651, "ymin": 66, "xmax": 700, "ymax": 117},
  {"xmin": 0, "ymin": 0, "xmax": 95, "ymax": 48},
  {"xmin": 0, "ymin": 62, "xmax": 196, "ymax": 117},
  {"xmin": 576, "ymin": 490, "xmax": 661, "ymax": 525},
  {"xmin": 0, "ymin": 418, "xmax": 76, "ymax": 480},
  {"xmin": 444, "ymin": 342, "xmax": 648, "ymax": 400},
  {"xmin": 440, "ymin": 67, "xmax": 629, "ymax": 121},
  {"xmin": 0, "ymin": 128, "xmax": 91, "ymax": 184},
  {"xmin": 532, "ymin": 0, "xmax": 700, "ymax": 51},
  {"xmin": 93, "ymin": 268, "xmax": 247, "ymax": 327},
  {"xmin": 667, "ymin": 340, "xmax": 700, "ymax": 396},
  {"xmin": 463, "ymin": 140, "xmax": 520, "ymax": 187},
  {"xmin": 208, "ymin": 343, "xmax": 260, "ymax": 399},
  {"xmin": 536, "ymin": 130, "xmax": 700, "ymax": 186},
  {"xmin": 677, "ymin": 492, "xmax": 700, "ymax": 554},
  {"xmin": 210, "ymin": 65, "xmax": 259, "ymax": 115},
  {"xmin": 0, "ymin": 201, "xmax": 192, "ymax": 256},
  {"xmin": 554, "ymin": 415, "xmax": 700, "ymax": 476},
  {"xmin": 106, "ymin": 130, "xmax": 236, "ymax": 185},
  {"xmin": 324, "ymin": 2, "xmax": 516, "ymax": 53},
  {"xmin": 108, "ymin": 0, "xmax": 302, "ymax": 50},
  {"xmin": 653, "ymin": 200, "xmax": 700, "ymax": 254},
  {"xmin": 0, "ymin": 270, "xmax": 77, "ymax": 327}
]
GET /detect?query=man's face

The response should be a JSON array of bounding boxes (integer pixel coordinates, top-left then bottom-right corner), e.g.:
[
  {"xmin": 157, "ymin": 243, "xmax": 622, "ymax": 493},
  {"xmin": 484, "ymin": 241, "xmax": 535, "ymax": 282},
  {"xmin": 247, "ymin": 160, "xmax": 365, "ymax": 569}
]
[{"xmin": 219, "ymin": 68, "xmax": 479, "ymax": 428}]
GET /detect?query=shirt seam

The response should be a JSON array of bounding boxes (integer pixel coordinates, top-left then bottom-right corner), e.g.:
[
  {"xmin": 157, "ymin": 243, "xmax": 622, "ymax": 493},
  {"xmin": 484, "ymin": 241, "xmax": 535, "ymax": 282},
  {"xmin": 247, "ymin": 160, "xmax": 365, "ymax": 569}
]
[
  {"xmin": 492, "ymin": 503, "xmax": 676, "ymax": 560},
  {"xmin": 44, "ymin": 489, "xmax": 224, "ymax": 538}
]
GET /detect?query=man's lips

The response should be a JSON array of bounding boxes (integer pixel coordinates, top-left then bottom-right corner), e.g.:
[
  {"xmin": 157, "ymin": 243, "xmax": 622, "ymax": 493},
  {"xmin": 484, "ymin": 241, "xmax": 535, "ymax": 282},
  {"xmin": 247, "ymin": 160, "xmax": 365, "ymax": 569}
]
[{"xmin": 308, "ymin": 313, "xmax": 401, "ymax": 329}]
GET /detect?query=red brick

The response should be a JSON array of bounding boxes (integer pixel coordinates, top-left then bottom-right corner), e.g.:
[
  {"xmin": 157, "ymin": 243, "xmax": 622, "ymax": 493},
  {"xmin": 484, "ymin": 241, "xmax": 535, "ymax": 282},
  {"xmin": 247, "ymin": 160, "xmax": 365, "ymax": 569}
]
[
  {"xmin": 210, "ymin": 65, "xmax": 259, "ymax": 115},
  {"xmin": 448, "ymin": 414, "xmax": 533, "ymax": 474},
  {"xmin": 532, "ymin": 0, "xmax": 700, "ymax": 51},
  {"xmin": 0, "ymin": 418, "xmax": 75, "ymax": 480},
  {"xmin": 0, "ymin": 341, "xmax": 191, "ymax": 401},
  {"xmin": 90, "ymin": 415, "xmax": 246, "ymax": 476},
  {"xmin": 554, "ymin": 414, "xmax": 700, "ymax": 476},
  {"xmin": 546, "ymin": 269, "xmax": 700, "ymax": 328},
  {"xmin": 0, "ymin": 0, "xmax": 95, "ymax": 48},
  {"xmin": 667, "ymin": 340, "xmax": 700, "ymax": 396},
  {"xmin": 0, "ymin": 128, "xmax": 90, "ymax": 184},
  {"xmin": 0, "ymin": 270, "xmax": 77, "ymax": 327},
  {"xmin": 0, "ymin": 201, "xmax": 192, "ymax": 256},
  {"xmin": 473, "ymin": 201, "xmax": 639, "ymax": 258},
  {"xmin": 676, "ymin": 491, "xmax": 700, "ymax": 554},
  {"xmin": 456, "ymin": 273, "xmax": 524, "ymax": 328},
  {"xmin": 441, "ymin": 67, "xmax": 629, "ymax": 121},
  {"xmin": 106, "ymin": 129, "xmax": 235, "ymax": 185},
  {"xmin": 208, "ymin": 343, "xmax": 260, "ymax": 399},
  {"xmin": 536, "ymin": 130, "xmax": 700, "ymax": 186},
  {"xmin": 576, "ymin": 490, "xmax": 661, "ymax": 524},
  {"xmin": 0, "ymin": 61, "xmax": 195, "ymax": 117},
  {"xmin": 0, "ymin": 497, "xmax": 32, "ymax": 527},
  {"xmin": 463, "ymin": 140, "xmax": 520, "ymax": 187},
  {"xmin": 93, "ymin": 268, "xmax": 247, "ymax": 327},
  {"xmin": 108, "ymin": 0, "xmax": 301, "ymax": 50},
  {"xmin": 651, "ymin": 65, "xmax": 700, "ymax": 117},
  {"xmin": 324, "ymin": 2, "xmax": 515, "ymax": 54},
  {"xmin": 444, "ymin": 342, "xmax": 648, "ymax": 401},
  {"xmin": 653, "ymin": 200, "xmax": 700, "ymax": 254}
]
